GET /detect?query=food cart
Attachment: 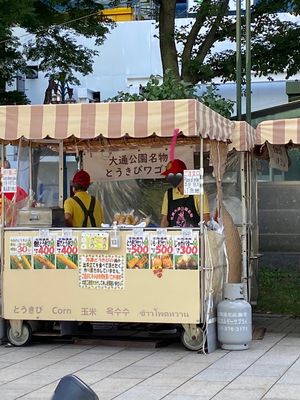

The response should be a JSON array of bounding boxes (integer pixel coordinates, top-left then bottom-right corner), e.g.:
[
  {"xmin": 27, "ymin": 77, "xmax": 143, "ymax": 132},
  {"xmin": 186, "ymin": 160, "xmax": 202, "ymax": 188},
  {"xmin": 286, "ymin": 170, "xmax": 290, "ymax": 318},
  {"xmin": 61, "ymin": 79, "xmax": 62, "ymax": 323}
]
[{"xmin": 0, "ymin": 99, "xmax": 255, "ymax": 350}]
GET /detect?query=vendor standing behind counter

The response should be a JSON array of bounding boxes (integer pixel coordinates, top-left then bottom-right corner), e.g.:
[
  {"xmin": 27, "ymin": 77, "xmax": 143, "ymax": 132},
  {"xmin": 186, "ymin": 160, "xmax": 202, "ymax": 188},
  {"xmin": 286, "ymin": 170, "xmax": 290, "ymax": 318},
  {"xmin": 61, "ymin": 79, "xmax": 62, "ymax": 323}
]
[
  {"xmin": 160, "ymin": 159, "xmax": 210, "ymax": 228},
  {"xmin": 64, "ymin": 170, "xmax": 104, "ymax": 227}
]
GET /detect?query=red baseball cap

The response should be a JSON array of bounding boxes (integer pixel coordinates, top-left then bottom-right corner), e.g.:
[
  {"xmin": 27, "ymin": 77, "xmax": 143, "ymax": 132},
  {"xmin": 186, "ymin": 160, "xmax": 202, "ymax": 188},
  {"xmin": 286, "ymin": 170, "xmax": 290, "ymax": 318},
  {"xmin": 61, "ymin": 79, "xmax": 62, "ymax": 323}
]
[
  {"xmin": 161, "ymin": 159, "xmax": 187, "ymax": 176},
  {"xmin": 72, "ymin": 170, "xmax": 90, "ymax": 186}
]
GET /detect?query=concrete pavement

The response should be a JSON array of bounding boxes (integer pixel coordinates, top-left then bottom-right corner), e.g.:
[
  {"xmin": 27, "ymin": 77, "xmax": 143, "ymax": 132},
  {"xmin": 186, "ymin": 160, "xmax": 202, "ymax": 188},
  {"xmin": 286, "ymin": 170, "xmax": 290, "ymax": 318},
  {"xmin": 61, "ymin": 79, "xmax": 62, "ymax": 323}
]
[{"xmin": 0, "ymin": 314, "xmax": 299, "ymax": 400}]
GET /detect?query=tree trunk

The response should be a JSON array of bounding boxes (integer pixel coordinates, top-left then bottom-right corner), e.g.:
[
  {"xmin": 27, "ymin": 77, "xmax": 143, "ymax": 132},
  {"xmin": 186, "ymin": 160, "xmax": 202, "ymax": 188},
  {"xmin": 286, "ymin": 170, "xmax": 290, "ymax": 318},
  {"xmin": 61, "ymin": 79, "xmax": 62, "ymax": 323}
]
[
  {"xmin": 159, "ymin": 0, "xmax": 180, "ymax": 80},
  {"xmin": 43, "ymin": 77, "xmax": 56, "ymax": 104},
  {"xmin": 181, "ymin": 0, "xmax": 230, "ymax": 84}
]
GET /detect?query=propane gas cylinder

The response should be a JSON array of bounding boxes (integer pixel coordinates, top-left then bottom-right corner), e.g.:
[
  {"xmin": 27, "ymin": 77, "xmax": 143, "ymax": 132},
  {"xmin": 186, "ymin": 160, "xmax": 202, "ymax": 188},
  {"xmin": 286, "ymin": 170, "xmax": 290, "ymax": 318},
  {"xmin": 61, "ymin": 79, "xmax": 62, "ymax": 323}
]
[{"xmin": 217, "ymin": 283, "xmax": 252, "ymax": 350}]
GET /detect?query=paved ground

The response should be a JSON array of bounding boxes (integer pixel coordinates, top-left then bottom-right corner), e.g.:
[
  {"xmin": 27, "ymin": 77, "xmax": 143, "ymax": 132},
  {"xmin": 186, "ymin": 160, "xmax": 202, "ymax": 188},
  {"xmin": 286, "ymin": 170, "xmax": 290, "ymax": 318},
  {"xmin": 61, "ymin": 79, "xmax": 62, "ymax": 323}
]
[{"xmin": 0, "ymin": 314, "xmax": 299, "ymax": 400}]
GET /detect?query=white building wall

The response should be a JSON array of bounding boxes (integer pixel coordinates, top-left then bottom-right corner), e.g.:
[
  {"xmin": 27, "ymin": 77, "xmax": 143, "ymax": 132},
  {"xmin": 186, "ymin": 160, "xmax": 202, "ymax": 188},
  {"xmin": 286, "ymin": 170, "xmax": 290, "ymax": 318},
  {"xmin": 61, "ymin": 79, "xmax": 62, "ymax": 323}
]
[
  {"xmin": 189, "ymin": 1, "xmax": 256, "ymax": 12},
  {"xmin": 22, "ymin": 13, "xmax": 298, "ymax": 113},
  {"xmin": 24, "ymin": 20, "xmax": 162, "ymax": 104}
]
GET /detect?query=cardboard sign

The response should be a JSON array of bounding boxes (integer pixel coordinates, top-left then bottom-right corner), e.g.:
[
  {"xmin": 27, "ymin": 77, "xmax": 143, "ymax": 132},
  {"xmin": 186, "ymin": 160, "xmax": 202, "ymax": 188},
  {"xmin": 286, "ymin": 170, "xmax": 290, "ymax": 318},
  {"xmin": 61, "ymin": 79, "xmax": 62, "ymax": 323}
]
[{"xmin": 266, "ymin": 142, "xmax": 288, "ymax": 172}]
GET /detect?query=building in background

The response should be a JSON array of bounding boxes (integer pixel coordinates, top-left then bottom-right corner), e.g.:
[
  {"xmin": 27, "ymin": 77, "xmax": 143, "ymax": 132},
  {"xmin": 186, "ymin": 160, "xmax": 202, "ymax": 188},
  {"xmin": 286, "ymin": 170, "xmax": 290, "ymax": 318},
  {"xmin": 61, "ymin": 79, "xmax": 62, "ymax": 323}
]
[{"xmin": 8, "ymin": 1, "xmax": 297, "ymax": 112}]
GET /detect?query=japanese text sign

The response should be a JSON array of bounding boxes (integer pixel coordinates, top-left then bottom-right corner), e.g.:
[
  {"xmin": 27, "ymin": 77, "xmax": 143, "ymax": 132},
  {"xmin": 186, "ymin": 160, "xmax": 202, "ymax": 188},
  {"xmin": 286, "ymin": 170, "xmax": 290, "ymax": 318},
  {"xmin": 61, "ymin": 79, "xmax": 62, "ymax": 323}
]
[
  {"xmin": 83, "ymin": 146, "xmax": 194, "ymax": 181},
  {"xmin": 184, "ymin": 169, "xmax": 203, "ymax": 195},
  {"xmin": 266, "ymin": 142, "xmax": 289, "ymax": 172},
  {"xmin": 1, "ymin": 168, "xmax": 17, "ymax": 193},
  {"xmin": 79, "ymin": 254, "xmax": 125, "ymax": 290}
]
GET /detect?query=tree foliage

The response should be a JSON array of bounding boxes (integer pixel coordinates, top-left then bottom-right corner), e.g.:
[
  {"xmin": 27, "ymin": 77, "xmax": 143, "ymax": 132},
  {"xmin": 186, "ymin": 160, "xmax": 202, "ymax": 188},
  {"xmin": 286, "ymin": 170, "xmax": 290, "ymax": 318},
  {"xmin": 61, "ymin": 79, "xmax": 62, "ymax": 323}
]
[
  {"xmin": 0, "ymin": 0, "xmax": 112, "ymax": 104},
  {"xmin": 0, "ymin": 1, "xmax": 36, "ymax": 88},
  {"xmin": 0, "ymin": 90, "xmax": 30, "ymax": 105},
  {"xmin": 157, "ymin": 0, "xmax": 300, "ymax": 84},
  {"xmin": 106, "ymin": 69, "xmax": 234, "ymax": 118}
]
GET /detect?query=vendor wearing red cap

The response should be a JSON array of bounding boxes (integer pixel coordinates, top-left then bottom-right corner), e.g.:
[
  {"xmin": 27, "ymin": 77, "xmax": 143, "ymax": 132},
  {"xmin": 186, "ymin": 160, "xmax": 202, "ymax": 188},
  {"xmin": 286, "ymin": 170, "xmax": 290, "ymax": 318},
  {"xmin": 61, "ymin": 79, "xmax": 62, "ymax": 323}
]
[
  {"xmin": 160, "ymin": 159, "xmax": 210, "ymax": 228},
  {"xmin": 64, "ymin": 170, "xmax": 104, "ymax": 227}
]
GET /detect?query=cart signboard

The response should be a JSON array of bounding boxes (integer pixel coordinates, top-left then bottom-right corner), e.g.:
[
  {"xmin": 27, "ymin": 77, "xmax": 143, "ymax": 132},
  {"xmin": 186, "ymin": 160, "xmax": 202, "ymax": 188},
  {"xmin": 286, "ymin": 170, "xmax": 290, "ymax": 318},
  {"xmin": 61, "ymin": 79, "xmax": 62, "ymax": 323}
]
[{"xmin": 3, "ymin": 229, "xmax": 201, "ymax": 324}]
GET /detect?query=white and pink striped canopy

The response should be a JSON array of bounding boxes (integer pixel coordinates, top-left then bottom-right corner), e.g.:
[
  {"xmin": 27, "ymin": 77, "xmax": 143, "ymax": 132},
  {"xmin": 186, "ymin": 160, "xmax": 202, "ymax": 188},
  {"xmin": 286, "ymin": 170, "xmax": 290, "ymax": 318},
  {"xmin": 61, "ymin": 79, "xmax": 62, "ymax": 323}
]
[
  {"xmin": 231, "ymin": 121, "xmax": 256, "ymax": 151},
  {"xmin": 256, "ymin": 118, "xmax": 300, "ymax": 145},
  {"xmin": 0, "ymin": 99, "xmax": 255, "ymax": 151}
]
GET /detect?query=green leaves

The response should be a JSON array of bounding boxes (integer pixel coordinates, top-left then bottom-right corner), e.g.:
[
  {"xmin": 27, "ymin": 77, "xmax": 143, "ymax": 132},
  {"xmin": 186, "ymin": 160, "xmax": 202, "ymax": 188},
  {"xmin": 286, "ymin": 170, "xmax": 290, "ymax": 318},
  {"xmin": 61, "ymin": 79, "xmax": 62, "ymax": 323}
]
[
  {"xmin": 106, "ymin": 69, "xmax": 194, "ymax": 102},
  {"xmin": 0, "ymin": 0, "xmax": 112, "ymax": 104},
  {"xmin": 24, "ymin": 27, "xmax": 97, "ymax": 86},
  {"xmin": 159, "ymin": 0, "xmax": 300, "ymax": 85},
  {"xmin": 201, "ymin": 84, "xmax": 234, "ymax": 118},
  {"xmin": 106, "ymin": 69, "xmax": 234, "ymax": 118},
  {"xmin": 0, "ymin": 90, "xmax": 30, "ymax": 105},
  {"xmin": 254, "ymin": 267, "xmax": 300, "ymax": 316}
]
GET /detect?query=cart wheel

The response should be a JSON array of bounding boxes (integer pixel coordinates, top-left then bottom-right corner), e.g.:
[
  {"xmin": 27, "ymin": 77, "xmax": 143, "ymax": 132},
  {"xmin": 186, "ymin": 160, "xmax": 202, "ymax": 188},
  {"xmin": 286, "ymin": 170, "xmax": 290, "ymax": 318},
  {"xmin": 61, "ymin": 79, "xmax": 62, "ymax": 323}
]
[
  {"xmin": 181, "ymin": 329, "xmax": 205, "ymax": 351},
  {"xmin": 7, "ymin": 322, "xmax": 32, "ymax": 347}
]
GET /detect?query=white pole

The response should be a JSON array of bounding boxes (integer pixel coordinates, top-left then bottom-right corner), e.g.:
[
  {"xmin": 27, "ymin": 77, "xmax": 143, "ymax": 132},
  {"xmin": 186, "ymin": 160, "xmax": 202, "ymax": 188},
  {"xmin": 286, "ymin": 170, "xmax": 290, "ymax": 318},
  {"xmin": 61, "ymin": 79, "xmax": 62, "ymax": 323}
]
[
  {"xmin": 200, "ymin": 137, "xmax": 204, "ymax": 322},
  {"xmin": 58, "ymin": 141, "xmax": 64, "ymax": 208},
  {"xmin": 29, "ymin": 142, "xmax": 33, "ymax": 205}
]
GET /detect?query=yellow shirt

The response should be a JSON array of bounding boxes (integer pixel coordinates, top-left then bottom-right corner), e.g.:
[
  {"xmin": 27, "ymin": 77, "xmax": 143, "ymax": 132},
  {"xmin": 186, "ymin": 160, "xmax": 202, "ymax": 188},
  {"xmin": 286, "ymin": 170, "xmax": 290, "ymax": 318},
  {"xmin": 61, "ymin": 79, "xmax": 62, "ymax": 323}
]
[
  {"xmin": 64, "ymin": 191, "xmax": 104, "ymax": 227},
  {"xmin": 161, "ymin": 187, "xmax": 210, "ymax": 216}
]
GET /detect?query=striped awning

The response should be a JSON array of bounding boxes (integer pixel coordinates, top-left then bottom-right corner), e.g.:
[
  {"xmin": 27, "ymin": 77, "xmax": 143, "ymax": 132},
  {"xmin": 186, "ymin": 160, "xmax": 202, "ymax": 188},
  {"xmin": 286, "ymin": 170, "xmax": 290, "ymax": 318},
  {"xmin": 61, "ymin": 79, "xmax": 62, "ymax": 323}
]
[
  {"xmin": 230, "ymin": 121, "xmax": 256, "ymax": 151},
  {"xmin": 0, "ymin": 99, "xmax": 233, "ymax": 142},
  {"xmin": 256, "ymin": 118, "xmax": 300, "ymax": 145}
]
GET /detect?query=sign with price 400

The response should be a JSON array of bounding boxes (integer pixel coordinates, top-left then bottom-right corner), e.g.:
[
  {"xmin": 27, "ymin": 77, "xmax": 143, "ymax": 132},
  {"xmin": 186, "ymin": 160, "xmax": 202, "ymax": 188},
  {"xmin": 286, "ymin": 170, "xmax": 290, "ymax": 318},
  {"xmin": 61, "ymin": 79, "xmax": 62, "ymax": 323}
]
[
  {"xmin": 37, "ymin": 245, "xmax": 55, "ymax": 255},
  {"xmin": 59, "ymin": 245, "xmax": 78, "ymax": 255}
]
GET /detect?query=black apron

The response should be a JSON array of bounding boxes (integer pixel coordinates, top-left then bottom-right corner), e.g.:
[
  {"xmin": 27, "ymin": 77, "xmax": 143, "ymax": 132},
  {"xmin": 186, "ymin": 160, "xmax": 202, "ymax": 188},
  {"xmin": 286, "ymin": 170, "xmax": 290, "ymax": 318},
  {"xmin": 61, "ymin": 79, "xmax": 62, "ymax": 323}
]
[{"xmin": 167, "ymin": 188, "xmax": 200, "ymax": 227}]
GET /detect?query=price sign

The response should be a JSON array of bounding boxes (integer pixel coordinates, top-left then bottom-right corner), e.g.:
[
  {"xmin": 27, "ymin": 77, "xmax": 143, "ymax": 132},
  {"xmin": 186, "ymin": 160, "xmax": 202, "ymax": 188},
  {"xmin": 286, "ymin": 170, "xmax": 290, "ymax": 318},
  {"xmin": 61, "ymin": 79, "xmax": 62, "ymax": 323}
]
[
  {"xmin": 9, "ymin": 236, "xmax": 33, "ymax": 270},
  {"xmin": 56, "ymin": 235, "xmax": 78, "ymax": 269},
  {"xmin": 56, "ymin": 236, "xmax": 78, "ymax": 255},
  {"xmin": 150, "ymin": 235, "xmax": 173, "ymax": 255},
  {"xmin": 126, "ymin": 235, "xmax": 149, "ymax": 269},
  {"xmin": 174, "ymin": 233, "xmax": 199, "ymax": 255},
  {"xmin": 149, "ymin": 234, "xmax": 174, "ymax": 270},
  {"xmin": 32, "ymin": 236, "xmax": 56, "ymax": 269},
  {"xmin": 126, "ymin": 235, "xmax": 149, "ymax": 255},
  {"xmin": 33, "ymin": 236, "xmax": 55, "ymax": 255},
  {"xmin": 173, "ymin": 233, "xmax": 199, "ymax": 270},
  {"xmin": 10, "ymin": 237, "xmax": 32, "ymax": 255}
]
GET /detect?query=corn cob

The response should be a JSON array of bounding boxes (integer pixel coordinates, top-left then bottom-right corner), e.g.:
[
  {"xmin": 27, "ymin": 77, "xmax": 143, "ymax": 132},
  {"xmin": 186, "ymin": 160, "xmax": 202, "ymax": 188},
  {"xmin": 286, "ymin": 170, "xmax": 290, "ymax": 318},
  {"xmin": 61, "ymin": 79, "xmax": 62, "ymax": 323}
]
[
  {"xmin": 21, "ymin": 255, "xmax": 32, "ymax": 269},
  {"xmin": 11, "ymin": 256, "xmax": 23, "ymax": 269},
  {"xmin": 34, "ymin": 254, "xmax": 55, "ymax": 269},
  {"xmin": 56, "ymin": 254, "xmax": 77, "ymax": 269}
]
